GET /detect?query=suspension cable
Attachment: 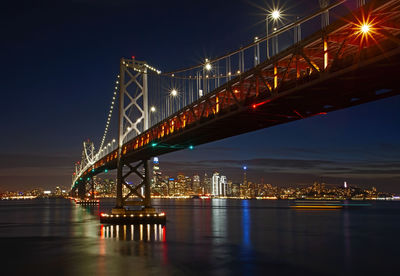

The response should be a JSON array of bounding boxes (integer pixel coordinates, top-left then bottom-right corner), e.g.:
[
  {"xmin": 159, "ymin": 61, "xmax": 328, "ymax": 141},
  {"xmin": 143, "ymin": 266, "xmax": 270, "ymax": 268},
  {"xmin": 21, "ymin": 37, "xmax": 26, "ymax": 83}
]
[{"xmin": 98, "ymin": 75, "xmax": 120, "ymax": 153}]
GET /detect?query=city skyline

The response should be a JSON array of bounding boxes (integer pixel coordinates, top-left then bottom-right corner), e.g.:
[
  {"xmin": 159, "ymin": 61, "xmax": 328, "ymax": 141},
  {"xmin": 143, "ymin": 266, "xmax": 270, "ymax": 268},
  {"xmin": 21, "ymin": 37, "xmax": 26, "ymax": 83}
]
[{"xmin": 2, "ymin": 168, "xmax": 394, "ymax": 200}]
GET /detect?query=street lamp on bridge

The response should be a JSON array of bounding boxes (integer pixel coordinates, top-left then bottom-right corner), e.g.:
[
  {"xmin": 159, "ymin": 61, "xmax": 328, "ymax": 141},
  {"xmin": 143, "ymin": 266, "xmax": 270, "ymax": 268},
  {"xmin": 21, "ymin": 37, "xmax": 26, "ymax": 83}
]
[
  {"xmin": 150, "ymin": 106, "xmax": 156, "ymax": 126},
  {"xmin": 204, "ymin": 61, "xmax": 212, "ymax": 71},
  {"xmin": 266, "ymin": 9, "xmax": 282, "ymax": 59},
  {"xmin": 168, "ymin": 89, "xmax": 179, "ymax": 115},
  {"xmin": 361, "ymin": 23, "xmax": 371, "ymax": 34}
]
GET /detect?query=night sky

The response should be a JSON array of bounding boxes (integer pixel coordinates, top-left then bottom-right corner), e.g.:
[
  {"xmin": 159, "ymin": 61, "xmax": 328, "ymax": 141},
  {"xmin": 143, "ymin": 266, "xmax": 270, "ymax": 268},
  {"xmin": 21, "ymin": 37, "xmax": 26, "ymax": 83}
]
[{"xmin": 1, "ymin": 0, "xmax": 399, "ymax": 192}]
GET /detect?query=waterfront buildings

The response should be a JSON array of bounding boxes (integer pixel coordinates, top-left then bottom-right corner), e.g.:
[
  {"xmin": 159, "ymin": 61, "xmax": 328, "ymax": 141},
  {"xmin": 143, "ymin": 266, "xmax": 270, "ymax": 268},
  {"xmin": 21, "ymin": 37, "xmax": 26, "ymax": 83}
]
[{"xmin": 211, "ymin": 172, "xmax": 228, "ymax": 196}]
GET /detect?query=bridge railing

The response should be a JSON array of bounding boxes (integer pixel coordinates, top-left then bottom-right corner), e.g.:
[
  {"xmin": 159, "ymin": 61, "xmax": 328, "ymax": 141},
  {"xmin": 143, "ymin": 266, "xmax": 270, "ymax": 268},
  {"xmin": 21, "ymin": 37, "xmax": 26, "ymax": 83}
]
[
  {"xmin": 73, "ymin": 0, "xmax": 391, "ymax": 188},
  {"xmin": 72, "ymin": 0, "xmax": 349, "ymax": 188},
  {"xmin": 141, "ymin": 0, "xmax": 347, "ymax": 129}
]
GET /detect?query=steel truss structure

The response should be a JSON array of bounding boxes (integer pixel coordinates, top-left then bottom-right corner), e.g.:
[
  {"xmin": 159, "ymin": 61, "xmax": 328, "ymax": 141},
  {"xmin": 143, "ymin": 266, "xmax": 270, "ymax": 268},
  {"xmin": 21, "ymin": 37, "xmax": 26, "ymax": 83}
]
[
  {"xmin": 72, "ymin": 0, "xmax": 400, "ymax": 198},
  {"xmin": 116, "ymin": 0, "xmax": 400, "ymax": 158},
  {"xmin": 115, "ymin": 159, "xmax": 152, "ymax": 208},
  {"xmin": 115, "ymin": 59, "xmax": 152, "ymax": 209}
]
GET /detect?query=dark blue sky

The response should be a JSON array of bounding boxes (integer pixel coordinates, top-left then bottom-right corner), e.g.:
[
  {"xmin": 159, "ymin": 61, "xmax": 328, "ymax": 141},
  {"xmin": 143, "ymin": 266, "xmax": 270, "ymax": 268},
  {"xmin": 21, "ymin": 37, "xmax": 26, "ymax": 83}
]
[{"xmin": 1, "ymin": 0, "xmax": 399, "ymax": 192}]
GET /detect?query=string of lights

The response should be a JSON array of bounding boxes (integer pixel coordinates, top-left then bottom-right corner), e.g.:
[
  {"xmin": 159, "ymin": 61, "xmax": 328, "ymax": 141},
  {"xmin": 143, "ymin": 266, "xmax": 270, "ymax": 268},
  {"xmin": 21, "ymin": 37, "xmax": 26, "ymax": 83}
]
[
  {"xmin": 73, "ymin": 0, "xmax": 356, "ymax": 187},
  {"xmin": 98, "ymin": 75, "xmax": 119, "ymax": 154}
]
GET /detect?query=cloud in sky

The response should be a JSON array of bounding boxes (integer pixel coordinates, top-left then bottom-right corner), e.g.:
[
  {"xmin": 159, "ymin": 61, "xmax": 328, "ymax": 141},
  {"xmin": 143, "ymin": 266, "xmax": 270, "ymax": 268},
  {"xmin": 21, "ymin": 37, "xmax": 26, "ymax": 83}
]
[
  {"xmin": 158, "ymin": 143, "xmax": 400, "ymax": 192},
  {"xmin": 0, "ymin": 154, "xmax": 75, "ymax": 169},
  {"xmin": 0, "ymin": 154, "xmax": 74, "ymax": 191},
  {"xmin": 0, "ymin": 143, "xmax": 399, "ymax": 192}
]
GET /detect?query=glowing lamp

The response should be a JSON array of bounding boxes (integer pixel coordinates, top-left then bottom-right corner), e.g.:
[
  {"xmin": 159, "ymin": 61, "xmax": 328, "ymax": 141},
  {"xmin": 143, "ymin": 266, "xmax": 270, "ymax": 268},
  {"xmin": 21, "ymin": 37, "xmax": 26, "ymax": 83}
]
[
  {"xmin": 271, "ymin": 10, "xmax": 281, "ymax": 20},
  {"xmin": 170, "ymin": 89, "xmax": 178, "ymax": 96},
  {"xmin": 361, "ymin": 24, "xmax": 370, "ymax": 34}
]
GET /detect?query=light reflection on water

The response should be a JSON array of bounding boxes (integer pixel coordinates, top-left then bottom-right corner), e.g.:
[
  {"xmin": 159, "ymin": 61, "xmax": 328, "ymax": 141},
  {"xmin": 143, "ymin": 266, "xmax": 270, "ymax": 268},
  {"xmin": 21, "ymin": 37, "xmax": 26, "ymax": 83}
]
[
  {"xmin": 212, "ymin": 199, "xmax": 227, "ymax": 245},
  {"xmin": 241, "ymin": 200, "xmax": 250, "ymax": 248},
  {"xmin": 100, "ymin": 223, "xmax": 165, "ymax": 242},
  {"xmin": 1, "ymin": 198, "xmax": 400, "ymax": 275}
]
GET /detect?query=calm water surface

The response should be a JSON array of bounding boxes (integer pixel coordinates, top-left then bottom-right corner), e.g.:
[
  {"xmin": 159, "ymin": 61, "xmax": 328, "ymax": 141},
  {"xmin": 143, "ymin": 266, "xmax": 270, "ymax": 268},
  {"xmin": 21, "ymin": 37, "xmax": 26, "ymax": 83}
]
[{"xmin": 0, "ymin": 198, "xmax": 399, "ymax": 275}]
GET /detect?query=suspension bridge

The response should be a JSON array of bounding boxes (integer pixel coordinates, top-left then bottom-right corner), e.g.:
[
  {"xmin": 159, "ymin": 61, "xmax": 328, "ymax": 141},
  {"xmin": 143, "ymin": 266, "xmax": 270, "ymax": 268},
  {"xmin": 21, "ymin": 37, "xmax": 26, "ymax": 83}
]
[{"xmin": 70, "ymin": 0, "xmax": 400, "ymax": 223}]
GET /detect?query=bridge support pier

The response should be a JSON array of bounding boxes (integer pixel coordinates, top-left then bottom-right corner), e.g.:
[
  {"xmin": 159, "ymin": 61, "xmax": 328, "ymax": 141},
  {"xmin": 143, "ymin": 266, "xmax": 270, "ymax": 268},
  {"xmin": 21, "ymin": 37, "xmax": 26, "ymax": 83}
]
[
  {"xmin": 101, "ymin": 158, "xmax": 165, "ymax": 224},
  {"xmin": 74, "ymin": 180, "xmax": 99, "ymax": 205},
  {"xmin": 115, "ymin": 158, "xmax": 153, "ymax": 210},
  {"xmin": 88, "ymin": 178, "xmax": 95, "ymax": 200},
  {"xmin": 77, "ymin": 181, "xmax": 86, "ymax": 199}
]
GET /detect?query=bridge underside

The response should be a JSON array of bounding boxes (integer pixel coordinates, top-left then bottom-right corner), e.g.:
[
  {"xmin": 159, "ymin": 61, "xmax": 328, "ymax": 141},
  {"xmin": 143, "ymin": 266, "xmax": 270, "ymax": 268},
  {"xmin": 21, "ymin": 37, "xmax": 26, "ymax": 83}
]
[
  {"xmin": 125, "ymin": 44, "xmax": 400, "ymax": 163},
  {"xmin": 73, "ymin": 35, "xmax": 400, "ymax": 192},
  {"xmin": 72, "ymin": 0, "xmax": 400, "ymax": 194}
]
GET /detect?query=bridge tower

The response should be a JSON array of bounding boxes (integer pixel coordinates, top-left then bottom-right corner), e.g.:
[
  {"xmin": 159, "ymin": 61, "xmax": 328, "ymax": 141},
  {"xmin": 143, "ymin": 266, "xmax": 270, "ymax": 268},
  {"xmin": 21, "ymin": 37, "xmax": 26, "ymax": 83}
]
[
  {"xmin": 113, "ymin": 58, "xmax": 155, "ymax": 215},
  {"xmin": 74, "ymin": 140, "xmax": 96, "ymax": 200}
]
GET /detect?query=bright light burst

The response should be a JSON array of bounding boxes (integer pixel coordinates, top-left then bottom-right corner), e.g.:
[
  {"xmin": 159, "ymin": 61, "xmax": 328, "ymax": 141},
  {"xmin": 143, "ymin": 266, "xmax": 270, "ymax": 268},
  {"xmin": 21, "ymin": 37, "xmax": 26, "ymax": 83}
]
[
  {"xmin": 352, "ymin": 13, "xmax": 379, "ymax": 46},
  {"xmin": 170, "ymin": 89, "xmax": 178, "ymax": 96},
  {"xmin": 361, "ymin": 23, "xmax": 371, "ymax": 34},
  {"xmin": 271, "ymin": 10, "xmax": 281, "ymax": 20}
]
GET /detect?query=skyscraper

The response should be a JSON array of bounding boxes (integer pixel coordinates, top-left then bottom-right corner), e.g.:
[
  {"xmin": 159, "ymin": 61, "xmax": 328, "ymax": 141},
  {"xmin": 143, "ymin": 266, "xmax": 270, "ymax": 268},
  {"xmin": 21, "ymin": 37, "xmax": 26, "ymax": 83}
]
[
  {"xmin": 241, "ymin": 166, "xmax": 247, "ymax": 197},
  {"xmin": 193, "ymin": 175, "xmax": 200, "ymax": 194},
  {"xmin": 152, "ymin": 157, "xmax": 166, "ymax": 195},
  {"xmin": 212, "ymin": 172, "xmax": 220, "ymax": 196},
  {"xmin": 203, "ymin": 173, "xmax": 211, "ymax": 194},
  {"xmin": 212, "ymin": 172, "xmax": 228, "ymax": 196},
  {"xmin": 220, "ymin": 175, "xmax": 227, "ymax": 196}
]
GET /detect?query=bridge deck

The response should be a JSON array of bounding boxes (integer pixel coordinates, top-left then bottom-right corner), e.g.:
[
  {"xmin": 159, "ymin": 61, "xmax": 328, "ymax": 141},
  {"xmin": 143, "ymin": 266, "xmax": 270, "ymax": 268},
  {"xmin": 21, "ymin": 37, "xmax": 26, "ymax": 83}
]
[{"xmin": 73, "ymin": 0, "xmax": 400, "ymax": 188}]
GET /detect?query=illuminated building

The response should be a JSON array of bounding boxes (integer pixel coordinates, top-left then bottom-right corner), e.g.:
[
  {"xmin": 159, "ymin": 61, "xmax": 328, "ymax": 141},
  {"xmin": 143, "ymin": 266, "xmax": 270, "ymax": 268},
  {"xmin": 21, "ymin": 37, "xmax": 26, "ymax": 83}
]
[
  {"xmin": 212, "ymin": 172, "xmax": 220, "ymax": 196},
  {"xmin": 241, "ymin": 166, "xmax": 247, "ymax": 197},
  {"xmin": 219, "ymin": 175, "xmax": 227, "ymax": 196},
  {"xmin": 168, "ymin": 177, "xmax": 175, "ymax": 195},
  {"xmin": 203, "ymin": 173, "xmax": 211, "ymax": 194},
  {"xmin": 176, "ymin": 173, "xmax": 188, "ymax": 195},
  {"xmin": 193, "ymin": 175, "xmax": 201, "ymax": 194},
  {"xmin": 227, "ymin": 180, "xmax": 233, "ymax": 196},
  {"xmin": 55, "ymin": 186, "xmax": 62, "ymax": 196},
  {"xmin": 212, "ymin": 172, "xmax": 227, "ymax": 196},
  {"xmin": 152, "ymin": 157, "xmax": 167, "ymax": 195}
]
